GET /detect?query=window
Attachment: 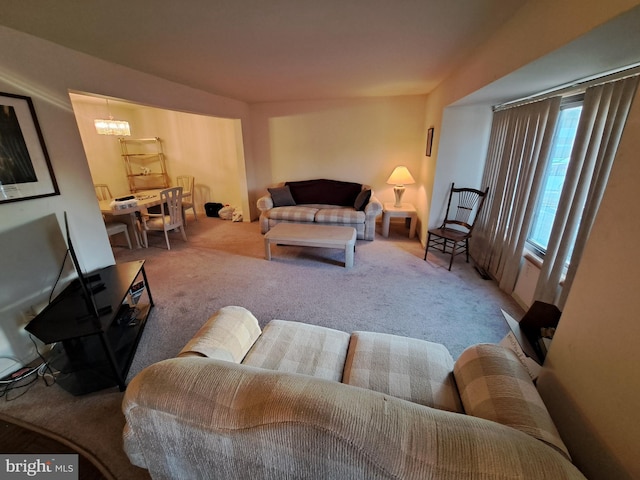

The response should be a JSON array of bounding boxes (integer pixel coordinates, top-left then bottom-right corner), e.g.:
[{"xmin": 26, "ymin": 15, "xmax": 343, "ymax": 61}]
[{"xmin": 527, "ymin": 98, "xmax": 583, "ymax": 256}]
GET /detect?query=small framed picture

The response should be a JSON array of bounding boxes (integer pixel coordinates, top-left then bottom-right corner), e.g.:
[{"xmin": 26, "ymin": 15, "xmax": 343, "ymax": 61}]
[
  {"xmin": 0, "ymin": 92, "xmax": 59, "ymax": 204},
  {"xmin": 425, "ymin": 127, "xmax": 434, "ymax": 157}
]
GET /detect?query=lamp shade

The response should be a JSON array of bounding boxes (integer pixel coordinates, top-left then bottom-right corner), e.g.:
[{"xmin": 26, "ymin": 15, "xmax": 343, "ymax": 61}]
[{"xmin": 386, "ymin": 166, "xmax": 415, "ymax": 186}]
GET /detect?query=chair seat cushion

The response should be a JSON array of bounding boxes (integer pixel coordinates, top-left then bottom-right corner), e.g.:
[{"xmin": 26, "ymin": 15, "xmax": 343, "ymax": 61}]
[
  {"xmin": 267, "ymin": 206, "xmax": 318, "ymax": 222},
  {"xmin": 343, "ymin": 331, "xmax": 463, "ymax": 412},
  {"xmin": 243, "ymin": 320, "xmax": 350, "ymax": 381},
  {"xmin": 314, "ymin": 207, "xmax": 365, "ymax": 224},
  {"xmin": 105, "ymin": 222, "xmax": 128, "ymax": 234},
  {"xmin": 144, "ymin": 215, "xmax": 171, "ymax": 229}
]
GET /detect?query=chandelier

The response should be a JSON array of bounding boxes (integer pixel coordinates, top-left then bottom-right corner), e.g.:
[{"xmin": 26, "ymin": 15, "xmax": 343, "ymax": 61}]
[{"xmin": 94, "ymin": 99, "xmax": 131, "ymax": 136}]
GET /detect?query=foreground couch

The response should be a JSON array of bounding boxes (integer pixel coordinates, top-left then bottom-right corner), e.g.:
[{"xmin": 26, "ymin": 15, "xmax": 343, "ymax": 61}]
[
  {"xmin": 122, "ymin": 306, "xmax": 585, "ymax": 479},
  {"xmin": 257, "ymin": 179, "xmax": 382, "ymax": 240}
]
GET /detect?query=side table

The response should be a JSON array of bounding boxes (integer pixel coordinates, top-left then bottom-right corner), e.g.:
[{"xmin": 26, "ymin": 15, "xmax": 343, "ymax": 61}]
[{"xmin": 382, "ymin": 202, "xmax": 417, "ymax": 238}]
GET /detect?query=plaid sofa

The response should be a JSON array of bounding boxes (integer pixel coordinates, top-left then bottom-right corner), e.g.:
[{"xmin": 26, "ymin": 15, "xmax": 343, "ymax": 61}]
[
  {"xmin": 257, "ymin": 179, "xmax": 383, "ymax": 240},
  {"xmin": 123, "ymin": 306, "xmax": 585, "ymax": 479}
]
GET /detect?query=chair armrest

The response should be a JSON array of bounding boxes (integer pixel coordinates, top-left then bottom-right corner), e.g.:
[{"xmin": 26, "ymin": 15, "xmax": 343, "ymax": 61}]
[
  {"xmin": 364, "ymin": 195, "xmax": 383, "ymax": 217},
  {"xmin": 178, "ymin": 306, "xmax": 262, "ymax": 363},
  {"xmin": 454, "ymin": 344, "xmax": 570, "ymax": 460},
  {"xmin": 257, "ymin": 194, "xmax": 274, "ymax": 212}
]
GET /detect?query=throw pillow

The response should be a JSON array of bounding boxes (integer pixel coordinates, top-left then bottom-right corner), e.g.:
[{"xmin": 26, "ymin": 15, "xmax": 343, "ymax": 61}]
[
  {"xmin": 268, "ymin": 186, "xmax": 296, "ymax": 207},
  {"xmin": 453, "ymin": 343, "xmax": 571, "ymax": 460},
  {"xmin": 286, "ymin": 179, "xmax": 362, "ymax": 206},
  {"xmin": 354, "ymin": 189, "xmax": 371, "ymax": 211}
]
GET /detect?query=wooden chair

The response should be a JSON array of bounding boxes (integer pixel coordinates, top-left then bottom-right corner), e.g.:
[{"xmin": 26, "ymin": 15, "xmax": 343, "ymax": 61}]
[
  {"xmin": 94, "ymin": 184, "xmax": 132, "ymax": 249},
  {"xmin": 424, "ymin": 183, "xmax": 489, "ymax": 270},
  {"xmin": 94, "ymin": 184, "xmax": 112, "ymax": 201},
  {"xmin": 140, "ymin": 187, "xmax": 187, "ymax": 250},
  {"xmin": 177, "ymin": 175, "xmax": 197, "ymax": 224}
]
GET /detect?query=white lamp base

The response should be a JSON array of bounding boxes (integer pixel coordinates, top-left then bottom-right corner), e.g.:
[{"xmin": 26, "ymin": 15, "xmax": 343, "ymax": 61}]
[{"xmin": 393, "ymin": 185, "xmax": 405, "ymax": 207}]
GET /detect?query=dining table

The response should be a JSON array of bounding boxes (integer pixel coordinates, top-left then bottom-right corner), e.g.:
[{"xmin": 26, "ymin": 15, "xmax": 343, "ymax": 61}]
[{"xmin": 99, "ymin": 189, "xmax": 164, "ymax": 248}]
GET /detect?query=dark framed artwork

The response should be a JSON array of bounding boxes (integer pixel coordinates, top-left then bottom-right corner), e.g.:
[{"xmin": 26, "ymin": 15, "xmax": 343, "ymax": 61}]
[
  {"xmin": 0, "ymin": 92, "xmax": 59, "ymax": 204},
  {"xmin": 425, "ymin": 127, "xmax": 434, "ymax": 157}
]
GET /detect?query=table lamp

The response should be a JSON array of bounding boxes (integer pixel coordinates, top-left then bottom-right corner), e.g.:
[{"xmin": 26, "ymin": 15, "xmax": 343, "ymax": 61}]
[{"xmin": 386, "ymin": 166, "xmax": 415, "ymax": 207}]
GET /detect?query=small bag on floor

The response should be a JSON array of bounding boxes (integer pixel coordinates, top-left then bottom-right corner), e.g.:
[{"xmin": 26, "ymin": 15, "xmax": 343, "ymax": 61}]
[
  {"xmin": 205, "ymin": 202, "xmax": 224, "ymax": 217},
  {"xmin": 218, "ymin": 205, "xmax": 234, "ymax": 220}
]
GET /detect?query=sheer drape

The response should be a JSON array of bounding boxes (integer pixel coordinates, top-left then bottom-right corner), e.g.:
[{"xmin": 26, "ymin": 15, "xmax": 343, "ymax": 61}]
[
  {"xmin": 472, "ymin": 98, "xmax": 561, "ymax": 292},
  {"xmin": 534, "ymin": 75, "xmax": 640, "ymax": 308}
]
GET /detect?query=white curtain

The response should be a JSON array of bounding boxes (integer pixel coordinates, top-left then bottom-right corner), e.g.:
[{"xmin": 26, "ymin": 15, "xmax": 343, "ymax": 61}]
[
  {"xmin": 472, "ymin": 97, "xmax": 561, "ymax": 292},
  {"xmin": 534, "ymin": 75, "xmax": 640, "ymax": 308}
]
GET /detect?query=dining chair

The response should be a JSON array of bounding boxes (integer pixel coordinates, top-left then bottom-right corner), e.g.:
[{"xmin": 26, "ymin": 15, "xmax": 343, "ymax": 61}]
[
  {"xmin": 139, "ymin": 186, "xmax": 188, "ymax": 250},
  {"xmin": 423, "ymin": 183, "xmax": 489, "ymax": 270},
  {"xmin": 105, "ymin": 222, "xmax": 132, "ymax": 249},
  {"xmin": 94, "ymin": 183, "xmax": 132, "ymax": 249},
  {"xmin": 94, "ymin": 184, "xmax": 112, "ymax": 201},
  {"xmin": 176, "ymin": 175, "xmax": 197, "ymax": 224}
]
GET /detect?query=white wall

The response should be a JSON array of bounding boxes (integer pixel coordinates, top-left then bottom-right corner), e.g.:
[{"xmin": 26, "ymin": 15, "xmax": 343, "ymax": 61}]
[
  {"xmin": 0, "ymin": 215, "xmax": 74, "ymax": 376},
  {"xmin": 0, "ymin": 25, "xmax": 250, "ymax": 373},
  {"xmin": 422, "ymin": 2, "xmax": 640, "ymax": 477},
  {"xmin": 250, "ymin": 96, "xmax": 427, "ymax": 207},
  {"xmin": 418, "ymin": 1, "xmax": 640, "ymax": 240},
  {"xmin": 70, "ymin": 95, "xmax": 246, "ymax": 213},
  {"xmin": 428, "ymin": 105, "xmax": 492, "ymax": 228}
]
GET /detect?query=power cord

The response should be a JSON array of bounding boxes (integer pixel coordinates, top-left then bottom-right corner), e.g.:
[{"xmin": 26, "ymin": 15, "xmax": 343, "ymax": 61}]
[{"xmin": 0, "ymin": 337, "xmax": 57, "ymax": 401}]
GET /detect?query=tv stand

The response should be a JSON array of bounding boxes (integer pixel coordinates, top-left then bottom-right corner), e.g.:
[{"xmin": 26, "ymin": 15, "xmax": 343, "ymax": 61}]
[{"xmin": 26, "ymin": 260, "xmax": 153, "ymax": 395}]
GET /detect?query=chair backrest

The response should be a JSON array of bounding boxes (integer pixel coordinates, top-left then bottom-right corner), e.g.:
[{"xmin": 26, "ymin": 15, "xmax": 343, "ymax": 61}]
[
  {"xmin": 94, "ymin": 184, "xmax": 112, "ymax": 201},
  {"xmin": 176, "ymin": 175, "xmax": 194, "ymax": 195},
  {"xmin": 159, "ymin": 187, "xmax": 184, "ymax": 227},
  {"xmin": 441, "ymin": 183, "xmax": 489, "ymax": 233}
]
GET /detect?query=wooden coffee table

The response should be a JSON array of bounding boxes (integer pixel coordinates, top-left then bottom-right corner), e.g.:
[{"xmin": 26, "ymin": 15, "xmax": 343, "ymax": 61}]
[{"xmin": 264, "ymin": 223, "xmax": 357, "ymax": 268}]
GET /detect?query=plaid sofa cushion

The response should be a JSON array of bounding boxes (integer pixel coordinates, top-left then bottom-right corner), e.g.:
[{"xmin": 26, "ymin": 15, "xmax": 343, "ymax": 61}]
[
  {"xmin": 454, "ymin": 343, "xmax": 571, "ymax": 459},
  {"xmin": 343, "ymin": 331, "xmax": 463, "ymax": 412},
  {"xmin": 243, "ymin": 320, "xmax": 350, "ymax": 381},
  {"xmin": 267, "ymin": 206, "xmax": 318, "ymax": 222},
  {"xmin": 178, "ymin": 306, "xmax": 261, "ymax": 363},
  {"xmin": 314, "ymin": 207, "xmax": 366, "ymax": 224}
]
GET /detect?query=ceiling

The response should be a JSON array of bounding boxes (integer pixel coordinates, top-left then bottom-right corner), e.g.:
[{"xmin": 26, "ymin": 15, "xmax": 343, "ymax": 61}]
[{"xmin": 0, "ymin": 0, "xmax": 528, "ymax": 103}]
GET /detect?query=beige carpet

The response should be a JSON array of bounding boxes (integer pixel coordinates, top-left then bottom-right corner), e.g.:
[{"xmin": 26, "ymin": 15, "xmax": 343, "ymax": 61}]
[{"xmin": 0, "ymin": 217, "xmax": 523, "ymax": 479}]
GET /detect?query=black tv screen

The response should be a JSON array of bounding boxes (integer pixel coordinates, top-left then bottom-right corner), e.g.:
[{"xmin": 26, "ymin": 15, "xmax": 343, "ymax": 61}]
[{"xmin": 63, "ymin": 212, "xmax": 110, "ymax": 319}]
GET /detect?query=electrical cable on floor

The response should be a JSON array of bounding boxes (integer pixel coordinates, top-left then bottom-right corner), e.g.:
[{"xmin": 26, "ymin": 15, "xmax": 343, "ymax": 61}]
[
  {"xmin": 0, "ymin": 361, "xmax": 40, "ymax": 401},
  {"xmin": 0, "ymin": 337, "xmax": 58, "ymax": 401},
  {"xmin": 30, "ymin": 335, "xmax": 57, "ymax": 388}
]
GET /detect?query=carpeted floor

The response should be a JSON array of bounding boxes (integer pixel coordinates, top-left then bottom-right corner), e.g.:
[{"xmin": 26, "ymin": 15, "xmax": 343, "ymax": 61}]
[
  {"xmin": 0, "ymin": 412, "xmax": 113, "ymax": 480},
  {"xmin": 0, "ymin": 217, "xmax": 523, "ymax": 479}
]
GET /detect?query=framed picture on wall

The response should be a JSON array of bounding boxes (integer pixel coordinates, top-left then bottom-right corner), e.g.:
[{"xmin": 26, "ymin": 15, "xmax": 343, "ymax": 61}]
[
  {"xmin": 425, "ymin": 127, "xmax": 434, "ymax": 157},
  {"xmin": 0, "ymin": 92, "xmax": 59, "ymax": 204}
]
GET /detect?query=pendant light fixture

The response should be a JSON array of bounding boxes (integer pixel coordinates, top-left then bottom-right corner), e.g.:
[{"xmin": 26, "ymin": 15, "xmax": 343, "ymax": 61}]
[{"xmin": 94, "ymin": 99, "xmax": 131, "ymax": 136}]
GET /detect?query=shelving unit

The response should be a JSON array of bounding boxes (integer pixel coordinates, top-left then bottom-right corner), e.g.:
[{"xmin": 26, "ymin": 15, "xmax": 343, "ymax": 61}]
[{"xmin": 120, "ymin": 137, "xmax": 170, "ymax": 193}]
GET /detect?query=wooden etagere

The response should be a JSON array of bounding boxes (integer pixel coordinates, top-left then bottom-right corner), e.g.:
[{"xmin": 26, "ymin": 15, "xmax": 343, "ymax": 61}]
[{"xmin": 120, "ymin": 137, "xmax": 170, "ymax": 193}]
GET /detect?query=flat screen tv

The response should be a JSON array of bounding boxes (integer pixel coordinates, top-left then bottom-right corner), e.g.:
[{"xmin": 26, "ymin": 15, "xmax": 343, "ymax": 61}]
[{"xmin": 64, "ymin": 212, "xmax": 111, "ymax": 320}]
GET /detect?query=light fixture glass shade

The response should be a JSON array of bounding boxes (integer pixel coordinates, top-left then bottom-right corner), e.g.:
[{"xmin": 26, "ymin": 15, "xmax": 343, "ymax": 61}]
[
  {"xmin": 386, "ymin": 166, "xmax": 415, "ymax": 186},
  {"xmin": 94, "ymin": 118, "xmax": 131, "ymax": 136}
]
